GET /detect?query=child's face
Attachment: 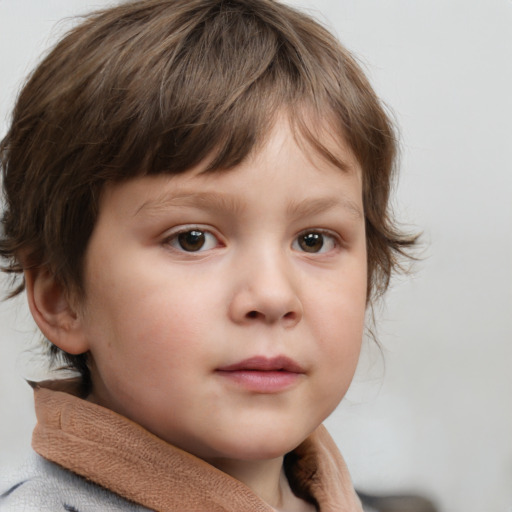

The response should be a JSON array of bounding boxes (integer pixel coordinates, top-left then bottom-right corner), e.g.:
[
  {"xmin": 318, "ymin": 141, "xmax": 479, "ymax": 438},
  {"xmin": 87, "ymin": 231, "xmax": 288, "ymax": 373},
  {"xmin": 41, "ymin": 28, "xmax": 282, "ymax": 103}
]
[{"xmin": 76, "ymin": 116, "xmax": 367, "ymax": 462}]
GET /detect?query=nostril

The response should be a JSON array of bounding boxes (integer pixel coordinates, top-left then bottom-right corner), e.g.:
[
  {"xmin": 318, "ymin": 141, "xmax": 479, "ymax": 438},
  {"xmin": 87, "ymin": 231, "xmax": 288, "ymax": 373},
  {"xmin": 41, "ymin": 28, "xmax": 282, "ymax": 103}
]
[
  {"xmin": 245, "ymin": 310, "xmax": 297, "ymax": 321},
  {"xmin": 242, "ymin": 309, "xmax": 301, "ymax": 324}
]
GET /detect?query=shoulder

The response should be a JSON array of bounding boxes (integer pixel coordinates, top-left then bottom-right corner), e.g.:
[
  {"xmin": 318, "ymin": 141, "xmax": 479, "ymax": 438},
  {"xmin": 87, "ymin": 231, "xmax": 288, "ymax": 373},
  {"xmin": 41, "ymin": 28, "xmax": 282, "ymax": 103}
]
[{"xmin": 0, "ymin": 455, "xmax": 150, "ymax": 512}]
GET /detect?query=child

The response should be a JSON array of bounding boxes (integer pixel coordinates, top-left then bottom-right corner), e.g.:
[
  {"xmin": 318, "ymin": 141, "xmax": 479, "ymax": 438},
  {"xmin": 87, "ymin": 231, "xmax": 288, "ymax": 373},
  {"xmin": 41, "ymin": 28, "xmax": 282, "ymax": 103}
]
[{"xmin": 0, "ymin": 0, "xmax": 414, "ymax": 510}]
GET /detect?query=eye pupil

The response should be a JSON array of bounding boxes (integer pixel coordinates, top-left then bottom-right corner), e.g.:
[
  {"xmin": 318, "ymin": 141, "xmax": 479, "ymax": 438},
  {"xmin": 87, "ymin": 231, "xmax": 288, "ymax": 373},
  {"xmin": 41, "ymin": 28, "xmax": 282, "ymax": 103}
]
[
  {"xmin": 299, "ymin": 233, "xmax": 324, "ymax": 253},
  {"xmin": 178, "ymin": 230, "xmax": 205, "ymax": 251}
]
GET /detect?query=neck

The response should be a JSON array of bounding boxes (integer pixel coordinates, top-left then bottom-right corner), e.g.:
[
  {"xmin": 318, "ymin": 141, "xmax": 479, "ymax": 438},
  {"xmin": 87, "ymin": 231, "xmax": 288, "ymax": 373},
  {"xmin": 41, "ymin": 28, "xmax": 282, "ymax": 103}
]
[{"xmin": 206, "ymin": 456, "xmax": 314, "ymax": 512}]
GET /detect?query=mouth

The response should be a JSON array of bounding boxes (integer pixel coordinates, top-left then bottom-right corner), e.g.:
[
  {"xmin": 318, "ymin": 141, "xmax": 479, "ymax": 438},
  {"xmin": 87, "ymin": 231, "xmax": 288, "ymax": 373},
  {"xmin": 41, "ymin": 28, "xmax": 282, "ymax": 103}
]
[
  {"xmin": 217, "ymin": 355, "xmax": 305, "ymax": 373},
  {"xmin": 216, "ymin": 356, "xmax": 305, "ymax": 393}
]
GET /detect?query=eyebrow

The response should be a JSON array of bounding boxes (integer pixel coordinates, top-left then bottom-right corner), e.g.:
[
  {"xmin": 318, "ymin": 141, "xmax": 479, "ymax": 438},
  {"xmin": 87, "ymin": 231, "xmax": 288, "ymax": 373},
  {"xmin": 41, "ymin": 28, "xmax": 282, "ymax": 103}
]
[
  {"xmin": 134, "ymin": 191, "xmax": 245, "ymax": 217},
  {"xmin": 135, "ymin": 191, "xmax": 363, "ymax": 220},
  {"xmin": 286, "ymin": 196, "xmax": 363, "ymax": 220}
]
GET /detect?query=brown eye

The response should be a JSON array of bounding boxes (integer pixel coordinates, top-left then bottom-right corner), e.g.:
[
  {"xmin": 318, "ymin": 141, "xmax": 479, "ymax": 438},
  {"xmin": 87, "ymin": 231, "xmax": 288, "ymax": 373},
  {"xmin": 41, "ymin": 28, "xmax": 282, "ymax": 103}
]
[
  {"xmin": 298, "ymin": 232, "xmax": 324, "ymax": 253},
  {"xmin": 294, "ymin": 231, "xmax": 337, "ymax": 254},
  {"xmin": 177, "ymin": 230, "xmax": 206, "ymax": 251},
  {"xmin": 167, "ymin": 228, "xmax": 219, "ymax": 253}
]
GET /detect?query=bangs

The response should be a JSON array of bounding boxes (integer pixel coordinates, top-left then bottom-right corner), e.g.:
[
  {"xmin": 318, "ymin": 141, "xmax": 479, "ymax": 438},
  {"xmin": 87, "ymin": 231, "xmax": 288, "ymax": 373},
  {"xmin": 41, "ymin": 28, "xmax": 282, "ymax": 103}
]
[{"xmin": 97, "ymin": 1, "xmax": 341, "ymax": 179}]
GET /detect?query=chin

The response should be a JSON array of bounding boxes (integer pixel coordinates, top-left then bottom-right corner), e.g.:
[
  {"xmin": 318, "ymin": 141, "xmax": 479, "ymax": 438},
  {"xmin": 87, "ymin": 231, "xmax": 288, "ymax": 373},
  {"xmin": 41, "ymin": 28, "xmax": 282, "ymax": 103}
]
[{"xmin": 213, "ymin": 428, "xmax": 310, "ymax": 461}]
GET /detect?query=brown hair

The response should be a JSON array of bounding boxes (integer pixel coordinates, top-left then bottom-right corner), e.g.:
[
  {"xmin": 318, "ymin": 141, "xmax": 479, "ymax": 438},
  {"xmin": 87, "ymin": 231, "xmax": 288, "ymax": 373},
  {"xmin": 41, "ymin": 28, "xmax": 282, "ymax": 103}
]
[{"xmin": 0, "ymin": 0, "xmax": 415, "ymax": 386}]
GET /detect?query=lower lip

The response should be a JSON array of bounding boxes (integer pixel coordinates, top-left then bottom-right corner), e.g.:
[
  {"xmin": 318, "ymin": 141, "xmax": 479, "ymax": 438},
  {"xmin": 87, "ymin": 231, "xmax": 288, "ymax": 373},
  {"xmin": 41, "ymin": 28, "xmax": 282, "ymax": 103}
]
[{"xmin": 216, "ymin": 370, "xmax": 302, "ymax": 393}]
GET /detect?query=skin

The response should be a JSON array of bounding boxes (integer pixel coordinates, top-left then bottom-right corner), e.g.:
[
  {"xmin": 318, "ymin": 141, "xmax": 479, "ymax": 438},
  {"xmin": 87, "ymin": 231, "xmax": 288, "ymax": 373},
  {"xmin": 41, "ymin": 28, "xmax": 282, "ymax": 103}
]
[{"xmin": 28, "ymin": 116, "xmax": 367, "ymax": 511}]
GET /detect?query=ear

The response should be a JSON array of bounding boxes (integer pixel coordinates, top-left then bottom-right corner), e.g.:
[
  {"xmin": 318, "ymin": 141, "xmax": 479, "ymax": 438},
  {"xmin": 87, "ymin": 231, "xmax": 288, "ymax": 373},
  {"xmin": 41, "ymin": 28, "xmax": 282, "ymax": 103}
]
[{"xmin": 24, "ymin": 267, "xmax": 89, "ymax": 355}]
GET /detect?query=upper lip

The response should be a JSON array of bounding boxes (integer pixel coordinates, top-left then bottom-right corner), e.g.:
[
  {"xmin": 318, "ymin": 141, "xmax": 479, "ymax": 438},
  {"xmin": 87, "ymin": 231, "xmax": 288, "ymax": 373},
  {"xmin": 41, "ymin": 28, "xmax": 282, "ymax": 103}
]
[{"xmin": 216, "ymin": 355, "xmax": 305, "ymax": 373}]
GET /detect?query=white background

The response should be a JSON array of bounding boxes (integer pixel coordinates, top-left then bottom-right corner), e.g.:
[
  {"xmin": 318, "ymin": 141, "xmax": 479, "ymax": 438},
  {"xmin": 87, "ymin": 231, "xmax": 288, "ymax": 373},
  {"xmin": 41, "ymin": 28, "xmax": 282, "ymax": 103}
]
[{"xmin": 1, "ymin": 1, "xmax": 511, "ymax": 511}]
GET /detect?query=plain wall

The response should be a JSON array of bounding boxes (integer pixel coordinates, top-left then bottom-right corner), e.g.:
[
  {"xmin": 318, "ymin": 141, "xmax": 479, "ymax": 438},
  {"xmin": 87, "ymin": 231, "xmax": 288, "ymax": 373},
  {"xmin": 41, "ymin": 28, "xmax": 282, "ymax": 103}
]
[{"xmin": 1, "ymin": 1, "xmax": 511, "ymax": 511}]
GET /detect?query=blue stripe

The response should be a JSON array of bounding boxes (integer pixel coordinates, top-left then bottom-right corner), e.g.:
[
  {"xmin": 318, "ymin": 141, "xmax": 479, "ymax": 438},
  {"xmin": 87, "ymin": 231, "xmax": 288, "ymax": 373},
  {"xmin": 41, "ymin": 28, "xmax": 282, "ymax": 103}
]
[
  {"xmin": 63, "ymin": 504, "xmax": 81, "ymax": 512},
  {"xmin": 0, "ymin": 480, "xmax": 28, "ymax": 498}
]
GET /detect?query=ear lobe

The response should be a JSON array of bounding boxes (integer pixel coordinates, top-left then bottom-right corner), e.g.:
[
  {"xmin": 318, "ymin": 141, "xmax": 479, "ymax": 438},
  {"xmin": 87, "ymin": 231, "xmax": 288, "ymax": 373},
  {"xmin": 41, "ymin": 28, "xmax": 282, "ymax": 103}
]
[{"xmin": 24, "ymin": 268, "xmax": 89, "ymax": 355}]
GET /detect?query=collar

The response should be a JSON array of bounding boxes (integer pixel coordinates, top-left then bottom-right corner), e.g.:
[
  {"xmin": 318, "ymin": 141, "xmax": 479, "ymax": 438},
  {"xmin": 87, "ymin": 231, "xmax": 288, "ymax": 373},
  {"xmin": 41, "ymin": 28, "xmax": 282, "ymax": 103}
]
[{"xmin": 31, "ymin": 380, "xmax": 362, "ymax": 512}]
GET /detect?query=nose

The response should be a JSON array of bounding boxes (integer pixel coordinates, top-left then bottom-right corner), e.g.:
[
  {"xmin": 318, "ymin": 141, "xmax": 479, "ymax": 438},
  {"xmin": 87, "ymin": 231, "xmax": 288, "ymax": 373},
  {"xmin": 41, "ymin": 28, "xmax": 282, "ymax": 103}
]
[{"xmin": 228, "ymin": 251, "xmax": 303, "ymax": 327}]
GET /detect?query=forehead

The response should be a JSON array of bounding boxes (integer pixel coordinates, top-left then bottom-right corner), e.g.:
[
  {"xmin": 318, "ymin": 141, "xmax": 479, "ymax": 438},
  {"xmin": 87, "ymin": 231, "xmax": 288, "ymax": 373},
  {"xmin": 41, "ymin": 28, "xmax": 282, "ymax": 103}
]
[{"xmin": 100, "ymin": 115, "xmax": 363, "ymax": 218}]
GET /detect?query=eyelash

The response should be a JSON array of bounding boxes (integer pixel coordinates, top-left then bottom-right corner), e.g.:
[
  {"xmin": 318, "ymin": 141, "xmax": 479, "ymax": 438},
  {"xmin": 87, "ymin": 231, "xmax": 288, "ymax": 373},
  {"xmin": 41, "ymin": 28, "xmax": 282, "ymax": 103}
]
[
  {"xmin": 163, "ymin": 226, "xmax": 221, "ymax": 253},
  {"xmin": 292, "ymin": 229, "xmax": 340, "ymax": 254},
  {"xmin": 162, "ymin": 227, "xmax": 341, "ymax": 254}
]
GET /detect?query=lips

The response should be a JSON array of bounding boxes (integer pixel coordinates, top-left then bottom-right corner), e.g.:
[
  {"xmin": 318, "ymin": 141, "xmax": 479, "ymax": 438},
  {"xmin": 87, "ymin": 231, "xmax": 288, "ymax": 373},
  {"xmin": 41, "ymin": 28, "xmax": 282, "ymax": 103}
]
[
  {"xmin": 216, "ymin": 355, "xmax": 305, "ymax": 373},
  {"xmin": 216, "ymin": 356, "xmax": 305, "ymax": 393}
]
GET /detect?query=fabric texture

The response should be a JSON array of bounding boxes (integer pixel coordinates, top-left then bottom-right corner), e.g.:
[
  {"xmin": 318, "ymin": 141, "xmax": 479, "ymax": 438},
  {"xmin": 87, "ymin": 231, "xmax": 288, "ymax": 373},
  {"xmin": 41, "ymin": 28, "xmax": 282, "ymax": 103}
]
[
  {"xmin": 0, "ymin": 381, "xmax": 363, "ymax": 512},
  {"xmin": 0, "ymin": 454, "xmax": 149, "ymax": 512}
]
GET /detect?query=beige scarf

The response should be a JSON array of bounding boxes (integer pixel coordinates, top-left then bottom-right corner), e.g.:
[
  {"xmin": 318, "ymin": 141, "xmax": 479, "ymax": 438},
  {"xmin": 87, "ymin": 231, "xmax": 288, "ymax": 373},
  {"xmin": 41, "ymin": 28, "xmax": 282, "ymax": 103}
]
[{"xmin": 32, "ymin": 381, "xmax": 363, "ymax": 512}]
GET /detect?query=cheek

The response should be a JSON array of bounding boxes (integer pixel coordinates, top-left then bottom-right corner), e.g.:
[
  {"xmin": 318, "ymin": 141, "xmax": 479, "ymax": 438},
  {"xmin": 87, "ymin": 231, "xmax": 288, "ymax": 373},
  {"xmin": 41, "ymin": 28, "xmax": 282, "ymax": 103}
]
[
  {"xmin": 84, "ymin": 267, "xmax": 222, "ymax": 370},
  {"xmin": 315, "ymin": 297, "xmax": 365, "ymax": 410},
  {"xmin": 310, "ymin": 270, "xmax": 366, "ymax": 375},
  {"xmin": 319, "ymin": 310, "xmax": 364, "ymax": 371}
]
